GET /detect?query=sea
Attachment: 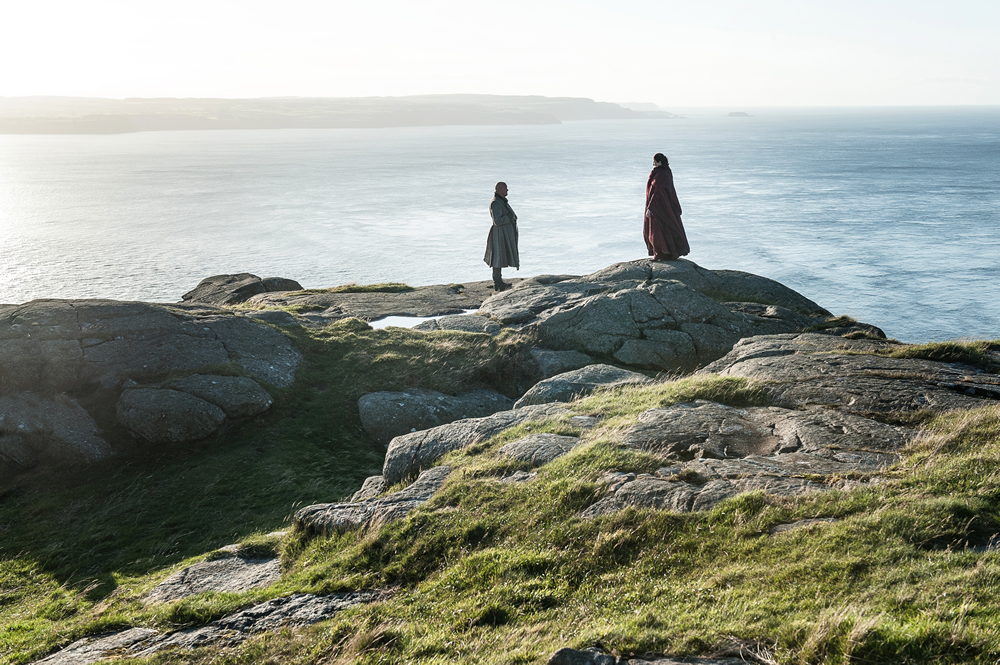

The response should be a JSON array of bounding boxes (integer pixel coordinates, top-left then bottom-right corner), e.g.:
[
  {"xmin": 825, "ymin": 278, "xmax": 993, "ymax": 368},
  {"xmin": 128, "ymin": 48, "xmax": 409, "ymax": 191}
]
[{"xmin": 1, "ymin": 107, "xmax": 998, "ymax": 343}]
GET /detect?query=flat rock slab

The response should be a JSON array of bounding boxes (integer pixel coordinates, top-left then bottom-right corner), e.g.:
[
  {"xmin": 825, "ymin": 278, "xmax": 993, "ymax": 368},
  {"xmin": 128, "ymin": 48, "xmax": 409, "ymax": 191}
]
[
  {"xmin": 700, "ymin": 333, "xmax": 1000, "ymax": 414},
  {"xmin": 358, "ymin": 388, "xmax": 514, "ymax": 446},
  {"xmin": 582, "ymin": 472, "xmax": 829, "ymax": 517},
  {"xmin": 296, "ymin": 465, "xmax": 452, "ymax": 536},
  {"xmin": 246, "ymin": 280, "xmax": 513, "ymax": 320},
  {"xmin": 35, "ymin": 591, "xmax": 385, "ymax": 665},
  {"xmin": 414, "ymin": 314, "xmax": 502, "ymax": 335},
  {"xmin": 147, "ymin": 555, "xmax": 282, "ymax": 603},
  {"xmin": 499, "ymin": 433, "xmax": 581, "ymax": 467},
  {"xmin": 383, "ymin": 404, "xmax": 570, "ymax": 484},
  {"xmin": 623, "ymin": 401, "xmax": 909, "ymax": 463}
]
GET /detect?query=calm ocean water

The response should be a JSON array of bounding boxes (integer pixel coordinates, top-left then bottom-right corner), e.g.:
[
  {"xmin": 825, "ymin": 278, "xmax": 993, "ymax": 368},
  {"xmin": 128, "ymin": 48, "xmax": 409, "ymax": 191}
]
[{"xmin": 1, "ymin": 108, "xmax": 998, "ymax": 342}]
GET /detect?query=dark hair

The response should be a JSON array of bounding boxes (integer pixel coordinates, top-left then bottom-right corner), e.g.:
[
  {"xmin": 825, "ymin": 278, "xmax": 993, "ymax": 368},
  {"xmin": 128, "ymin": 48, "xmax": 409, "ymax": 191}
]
[
  {"xmin": 496, "ymin": 181, "xmax": 507, "ymax": 189},
  {"xmin": 653, "ymin": 153, "xmax": 668, "ymax": 166}
]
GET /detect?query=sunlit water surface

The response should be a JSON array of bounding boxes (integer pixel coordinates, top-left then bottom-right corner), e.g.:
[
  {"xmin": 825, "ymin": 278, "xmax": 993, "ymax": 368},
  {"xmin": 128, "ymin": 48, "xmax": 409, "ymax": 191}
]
[{"xmin": 1, "ymin": 108, "xmax": 998, "ymax": 342}]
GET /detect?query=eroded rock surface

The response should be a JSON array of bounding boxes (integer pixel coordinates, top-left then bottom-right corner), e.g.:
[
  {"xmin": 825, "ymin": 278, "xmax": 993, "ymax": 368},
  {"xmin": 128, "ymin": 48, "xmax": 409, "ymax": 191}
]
[
  {"xmin": 358, "ymin": 388, "xmax": 514, "ymax": 446},
  {"xmin": 351, "ymin": 475, "xmax": 389, "ymax": 501},
  {"xmin": 181, "ymin": 273, "xmax": 303, "ymax": 306},
  {"xmin": 499, "ymin": 433, "xmax": 581, "ymax": 467},
  {"xmin": 147, "ymin": 553, "xmax": 281, "ymax": 603},
  {"xmin": 583, "ymin": 333, "xmax": 1000, "ymax": 517},
  {"xmin": 247, "ymin": 280, "xmax": 510, "ymax": 320},
  {"xmin": 295, "ymin": 465, "xmax": 451, "ymax": 536},
  {"xmin": 701, "ymin": 333, "xmax": 1000, "ymax": 413},
  {"xmin": 383, "ymin": 404, "xmax": 570, "ymax": 485},
  {"xmin": 35, "ymin": 592, "xmax": 385, "ymax": 665},
  {"xmin": 478, "ymin": 259, "xmax": 835, "ymax": 373},
  {"xmin": 514, "ymin": 364, "xmax": 649, "ymax": 408},
  {"xmin": 623, "ymin": 401, "xmax": 908, "ymax": 464}
]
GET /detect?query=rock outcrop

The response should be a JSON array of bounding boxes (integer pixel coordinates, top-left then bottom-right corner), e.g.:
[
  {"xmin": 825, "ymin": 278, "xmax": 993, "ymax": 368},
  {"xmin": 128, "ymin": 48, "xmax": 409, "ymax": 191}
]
[
  {"xmin": 36, "ymin": 591, "xmax": 386, "ymax": 664},
  {"xmin": 499, "ymin": 433, "xmax": 581, "ymax": 467},
  {"xmin": 700, "ymin": 333, "xmax": 1000, "ymax": 412},
  {"xmin": 180, "ymin": 273, "xmax": 303, "ymax": 306},
  {"xmin": 382, "ymin": 403, "xmax": 570, "ymax": 485},
  {"xmin": 146, "ymin": 552, "xmax": 281, "ymax": 603},
  {"xmin": 296, "ymin": 465, "xmax": 451, "ymax": 536},
  {"xmin": 514, "ymin": 364, "xmax": 649, "ymax": 408},
  {"xmin": 358, "ymin": 388, "xmax": 514, "ymax": 446},
  {"xmin": 582, "ymin": 333, "xmax": 1000, "ymax": 517},
  {"xmin": 478, "ymin": 259, "xmax": 842, "ymax": 373},
  {"xmin": 0, "ymin": 300, "xmax": 300, "ymax": 475}
]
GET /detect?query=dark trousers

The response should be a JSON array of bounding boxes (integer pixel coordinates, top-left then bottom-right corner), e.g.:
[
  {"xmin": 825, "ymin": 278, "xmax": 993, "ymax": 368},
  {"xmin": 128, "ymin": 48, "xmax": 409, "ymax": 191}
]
[{"xmin": 492, "ymin": 267, "xmax": 503, "ymax": 288}]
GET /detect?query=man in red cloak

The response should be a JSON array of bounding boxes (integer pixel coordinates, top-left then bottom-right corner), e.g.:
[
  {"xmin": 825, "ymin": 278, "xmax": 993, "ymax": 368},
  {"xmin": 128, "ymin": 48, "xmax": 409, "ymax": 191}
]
[{"xmin": 644, "ymin": 153, "xmax": 690, "ymax": 261}]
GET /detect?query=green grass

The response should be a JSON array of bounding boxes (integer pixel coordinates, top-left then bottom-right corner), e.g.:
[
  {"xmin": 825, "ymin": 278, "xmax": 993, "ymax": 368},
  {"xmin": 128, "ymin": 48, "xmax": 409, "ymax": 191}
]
[
  {"xmin": 4, "ymin": 324, "xmax": 1000, "ymax": 664},
  {"xmin": 0, "ymin": 320, "xmax": 537, "ymax": 663},
  {"xmin": 878, "ymin": 340, "xmax": 1000, "ymax": 373}
]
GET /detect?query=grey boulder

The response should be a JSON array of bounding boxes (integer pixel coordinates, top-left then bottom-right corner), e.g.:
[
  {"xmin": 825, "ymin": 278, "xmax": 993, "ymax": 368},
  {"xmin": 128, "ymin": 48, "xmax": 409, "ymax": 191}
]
[
  {"xmin": 383, "ymin": 403, "xmax": 570, "ymax": 485},
  {"xmin": 116, "ymin": 389, "xmax": 226, "ymax": 444},
  {"xmin": 499, "ymin": 433, "xmax": 581, "ymax": 467},
  {"xmin": 0, "ymin": 393, "xmax": 112, "ymax": 470},
  {"xmin": 514, "ymin": 364, "xmax": 649, "ymax": 408},
  {"xmin": 296, "ymin": 465, "xmax": 451, "ymax": 536},
  {"xmin": 358, "ymin": 388, "xmax": 514, "ymax": 446},
  {"xmin": 170, "ymin": 374, "xmax": 273, "ymax": 419},
  {"xmin": 180, "ymin": 273, "xmax": 303, "ymax": 306}
]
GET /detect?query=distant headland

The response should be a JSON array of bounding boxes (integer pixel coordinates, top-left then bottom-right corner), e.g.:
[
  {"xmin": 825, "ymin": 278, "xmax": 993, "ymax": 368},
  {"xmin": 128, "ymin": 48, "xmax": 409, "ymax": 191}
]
[{"xmin": 0, "ymin": 94, "xmax": 680, "ymax": 134}]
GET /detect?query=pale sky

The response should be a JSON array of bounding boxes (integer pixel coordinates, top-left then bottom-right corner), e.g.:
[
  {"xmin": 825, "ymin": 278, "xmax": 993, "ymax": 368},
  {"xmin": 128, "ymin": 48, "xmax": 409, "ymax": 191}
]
[{"xmin": 2, "ymin": 0, "xmax": 998, "ymax": 106}]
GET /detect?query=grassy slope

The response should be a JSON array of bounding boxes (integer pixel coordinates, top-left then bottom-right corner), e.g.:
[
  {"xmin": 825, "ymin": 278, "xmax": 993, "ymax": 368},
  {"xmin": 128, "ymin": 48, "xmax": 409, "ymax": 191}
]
[
  {"xmin": 3, "ymin": 328, "xmax": 1000, "ymax": 664},
  {"xmin": 0, "ymin": 320, "xmax": 536, "ymax": 663}
]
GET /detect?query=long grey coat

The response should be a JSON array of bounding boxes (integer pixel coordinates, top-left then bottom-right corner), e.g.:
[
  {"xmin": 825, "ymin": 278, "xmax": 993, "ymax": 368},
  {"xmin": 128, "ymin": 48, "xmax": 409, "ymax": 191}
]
[{"xmin": 484, "ymin": 195, "xmax": 519, "ymax": 269}]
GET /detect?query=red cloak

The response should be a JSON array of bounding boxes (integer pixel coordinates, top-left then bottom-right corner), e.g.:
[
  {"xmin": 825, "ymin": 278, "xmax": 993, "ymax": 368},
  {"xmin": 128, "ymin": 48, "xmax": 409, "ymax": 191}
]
[{"xmin": 644, "ymin": 164, "xmax": 690, "ymax": 259}]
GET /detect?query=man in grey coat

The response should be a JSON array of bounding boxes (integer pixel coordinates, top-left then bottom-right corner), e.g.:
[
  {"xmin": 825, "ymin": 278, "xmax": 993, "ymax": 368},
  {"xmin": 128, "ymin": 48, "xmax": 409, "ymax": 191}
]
[{"xmin": 483, "ymin": 181, "xmax": 519, "ymax": 292}]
